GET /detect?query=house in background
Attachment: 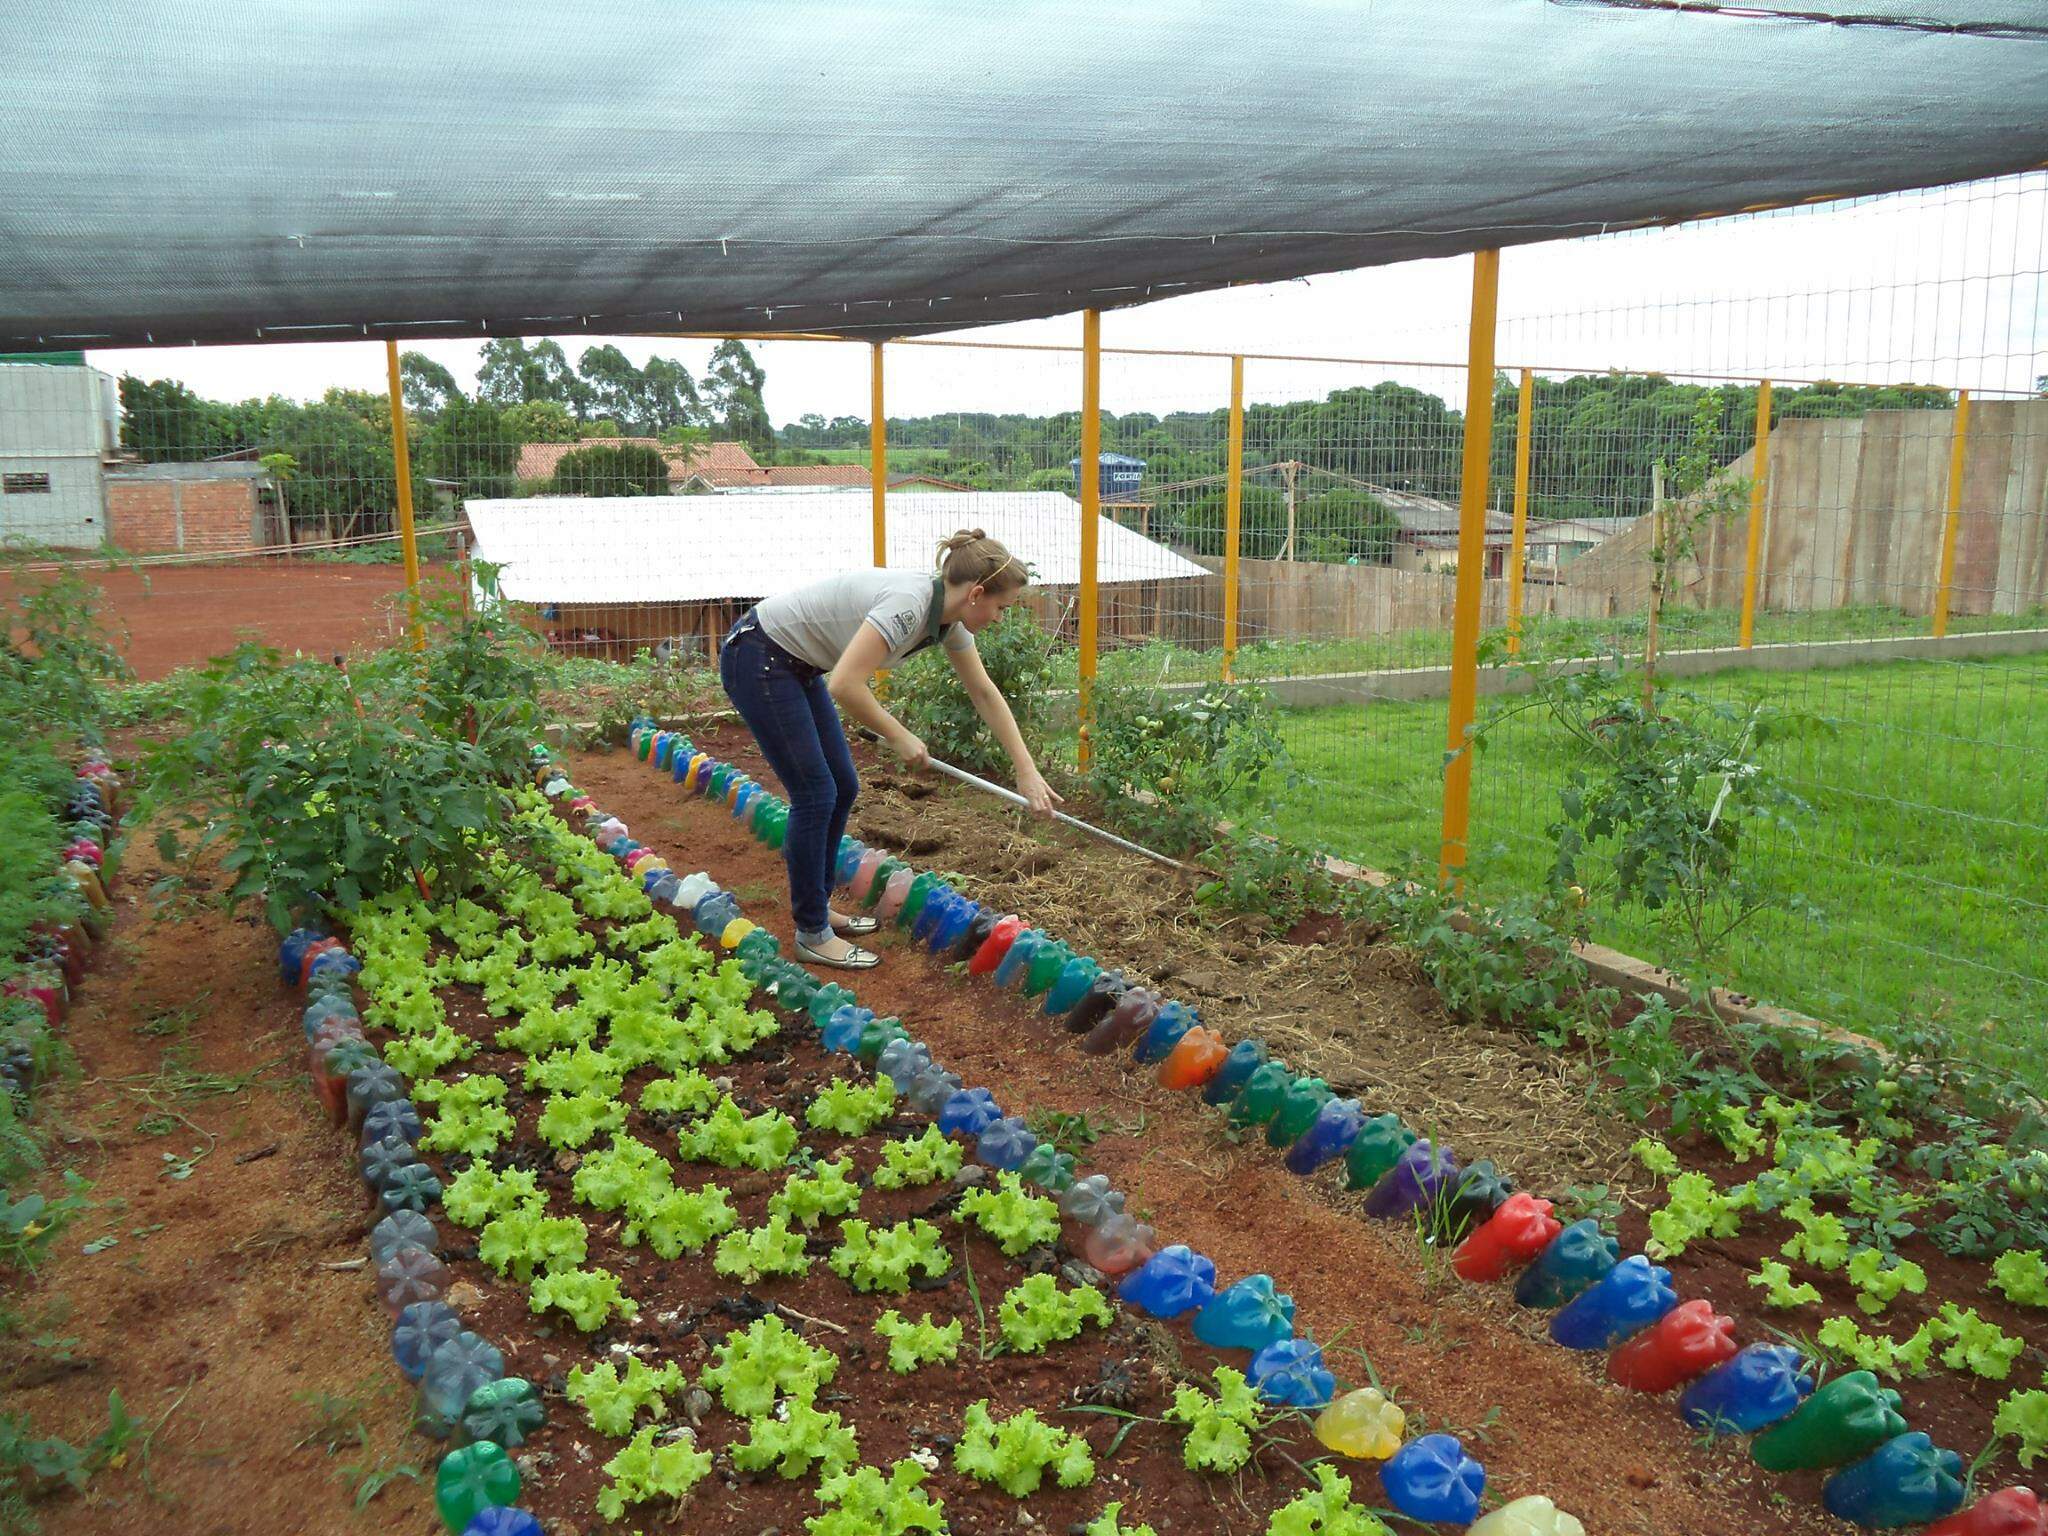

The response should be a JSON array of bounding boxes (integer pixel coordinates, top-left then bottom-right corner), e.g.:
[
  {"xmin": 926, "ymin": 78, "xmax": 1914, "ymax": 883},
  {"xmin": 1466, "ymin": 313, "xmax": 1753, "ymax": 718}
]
[{"xmin": 515, "ymin": 437, "xmax": 771, "ymax": 492}]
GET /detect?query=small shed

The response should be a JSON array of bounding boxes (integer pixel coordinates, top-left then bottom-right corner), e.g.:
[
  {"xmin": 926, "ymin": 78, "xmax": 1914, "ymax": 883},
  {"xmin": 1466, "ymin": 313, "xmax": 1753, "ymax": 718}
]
[{"xmin": 466, "ymin": 490, "xmax": 1209, "ymax": 660}]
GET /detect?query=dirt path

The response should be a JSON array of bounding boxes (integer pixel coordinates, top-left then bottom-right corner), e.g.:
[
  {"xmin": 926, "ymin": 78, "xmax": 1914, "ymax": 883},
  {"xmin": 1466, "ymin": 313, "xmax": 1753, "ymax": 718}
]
[
  {"xmin": 3, "ymin": 813, "xmax": 435, "ymax": 1535},
  {"xmin": 572, "ymin": 740, "xmax": 1855, "ymax": 1536}
]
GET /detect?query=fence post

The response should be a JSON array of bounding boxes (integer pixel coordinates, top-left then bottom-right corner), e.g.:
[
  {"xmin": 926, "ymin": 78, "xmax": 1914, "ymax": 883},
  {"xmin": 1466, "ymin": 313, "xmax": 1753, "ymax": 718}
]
[
  {"xmin": 1506, "ymin": 367, "xmax": 1532, "ymax": 655},
  {"xmin": 383, "ymin": 340, "xmax": 425, "ymax": 651},
  {"xmin": 1223, "ymin": 354, "xmax": 1245, "ymax": 681},
  {"xmin": 1439, "ymin": 250, "xmax": 1501, "ymax": 886},
  {"xmin": 1932, "ymin": 389, "xmax": 1972, "ymax": 638},
  {"xmin": 1738, "ymin": 378, "xmax": 1774, "ymax": 649},
  {"xmin": 870, "ymin": 342, "xmax": 887, "ymax": 567},
  {"xmin": 1077, "ymin": 309, "xmax": 1102, "ymax": 767}
]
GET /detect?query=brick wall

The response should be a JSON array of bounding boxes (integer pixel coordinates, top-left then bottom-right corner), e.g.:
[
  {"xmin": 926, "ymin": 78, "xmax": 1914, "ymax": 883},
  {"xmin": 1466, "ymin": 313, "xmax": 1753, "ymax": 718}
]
[{"xmin": 108, "ymin": 479, "xmax": 259, "ymax": 554}]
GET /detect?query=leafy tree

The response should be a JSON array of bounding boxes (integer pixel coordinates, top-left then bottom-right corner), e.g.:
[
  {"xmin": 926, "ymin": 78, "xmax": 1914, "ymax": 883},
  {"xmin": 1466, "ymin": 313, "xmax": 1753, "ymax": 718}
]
[
  {"xmin": 550, "ymin": 443, "xmax": 671, "ymax": 497},
  {"xmin": 477, "ymin": 338, "xmax": 587, "ymax": 414},
  {"xmin": 502, "ymin": 400, "xmax": 578, "ymax": 443},
  {"xmin": 271, "ymin": 401, "xmax": 396, "ymax": 538},
  {"xmin": 420, "ymin": 398, "xmax": 520, "ymax": 499},
  {"xmin": 704, "ymin": 339, "xmax": 772, "ymax": 456},
  {"xmin": 399, "ymin": 352, "xmax": 464, "ymax": 420},
  {"xmin": 580, "ymin": 417, "xmax": 627, "ymax": 439},
  {"xmin": 118, "ymin": 376, "xmax": 239, "ymax": 460}
]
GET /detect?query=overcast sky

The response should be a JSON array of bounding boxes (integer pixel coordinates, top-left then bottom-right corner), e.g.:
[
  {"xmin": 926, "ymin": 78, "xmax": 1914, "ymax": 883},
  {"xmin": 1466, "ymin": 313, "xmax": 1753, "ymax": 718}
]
[{"xmin": 85, "ymin": 174, "xmax": 2047, "ymax": 425}]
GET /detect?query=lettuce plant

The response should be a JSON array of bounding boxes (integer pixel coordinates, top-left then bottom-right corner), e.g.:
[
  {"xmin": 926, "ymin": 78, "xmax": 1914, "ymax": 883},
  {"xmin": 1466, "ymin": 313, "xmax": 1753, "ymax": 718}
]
[
  {"xmin": 997, "ymin": 1274, "xmax": 1112, "ymax": 1355},
  {"xmin": 680, "ymin": 1000, "xmax": 780, "ymax": 1064},
  {"xmin": 536, "ymin": 1089, "xmax": 628, "ymax": 1150},
  {"xmin": 1645, "ymin": 1172, "xmax": 1744, "ymax": 1259},
  {"xmin": 382, "ymin": 1022, "xmax": 475, "ymax": 1080},
  {"xmin": 873, "ymin": 1127, "xmax": 963, "ymax": 1189},
  {"xmin": 1846, "ymin": 1248, "xmax": 1927, "ymax": 1316},
  {"xmin": 677, "ymin": 1099, "xmax": 799, "ymax": 1170},
  {"xmin": 829, "ymin": 1219, "xmax": 951, "ymax": 1294},
  {"xmin": 524, "ymin": 1044, "xmax": 625, "ymax": 1098},
  {"xmin": 807, "ymin": 1077, "xmax": 897, "ymax": 1136},
  {"xmin": 495, "ymin": 1004, "xmax": 598, "ymax": 1057},
  {"xmin": 478, "ymin": 1209, "xmax": 588, "ymax": 1283},
  {"xmin": 874, "ymin": 1310, "xmax": 963, "ymax": 1374},
  {"xmin": 956, "ymin": 1173, "xmax": 1062, "ymax": 1257},
  {"xmin": 608, "ymin": 911, "xmax": 681, "ymax": 954},
  {"xmin": 768, "ymin": 1159, "xmax": 862, "ymax": 1229},
  {"xmin": 624, "ymin": 1182, "xmax": 737, "ymax": 1259},
  {"xmin": 700, "ymin": 1314, "xmax": 840, "ymax": 1416},
  {"xmin": 953, "ymin": 1400, "xmax": 1095, "ymax": 1497},
  {"xmin": 1265, "ymin": 1463, "xmax": 1392, "ymax": 1536},
  {"xmin": 1087, "ymin": 1504, "xmax": 1160, "ymax": 1536},
  {"xmin": 1164, "ymin": 1366, "xmax": 1264, "ymax": 1474},
  {"xmin": 714, "ymin": 1216, "xmax": 812, "ymax": 1284},
  {"xmin": 1990, "ymin": 1249, "xmax": 2048, "ymax": 1308},
  {"xmin": 1933, "ymin": 1303, "xmax": 2026, "ymax": 1380},
  {"xmin": 572, "ymin": 1136, "xmax": 672, "ymax": 1212},
  {"xmin": 808, "ymin": 1459, "xmax": 947, "ymax": 1536},
  {"xmin": 643, "ymin": 935, "xmax": 714, "ymax": 992},
  {"xmin": 1994, "ymin": 1388, "xmax": 2048, "ymax": 1469},
  {"xmin": 1747, "ymin": 1260, "xmax": 1820, "ymax": 1310},
  {"xmin": 1780, "ymin": 1198, "xmax": 1851, "ymax": 1270},
  {"xmin": 566, "ymin": 1356, "xmax": 685, "ymax": 1436},
  {"xmin": 640, "ymin": 1068, "xmax": 724, "ymax": 1117},
  {"xmin": 529, "ymin": 1266, "xmax": 637, "ymax": 1332},
  {"xmin": 595, "ymin": 1424, "xmax": 711, "ymax": 1522},
  {"xmin": 730, "ymin": 1399, "xmax": 862, "ymax": 1480},
  {"xmin": 418, "ymin": 1097, "xmax": 515, "ymax": 1158},
  {"xmin": 442, "ymin": 1164, "xmax": 544, "ymax": 1230}
]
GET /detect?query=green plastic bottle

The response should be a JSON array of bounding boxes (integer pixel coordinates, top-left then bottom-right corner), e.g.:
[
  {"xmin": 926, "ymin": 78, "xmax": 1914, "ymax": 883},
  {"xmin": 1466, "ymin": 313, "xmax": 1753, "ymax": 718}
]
[
  {"xmin": 1751, "ymin": 1370, "xmax": 1907, "ymax": 1472},
  {"xmin": 862, "ymin": 858, "xmax": 907, "ymax": 910},
  {"xmin": 1022, "ymin": 940, "xmax": 1074, "ymax": 999},
  {"xmin": 765, "ymin": 803, "xmax": 789, "ymax": 850},
  {"xmin": 897, "ymin": 871, "xmax": 939, "ymax": 929},
  {"xmin": 1020, "ymin": 1143, "xmax": 1078, "ymax": 1194},
  {"xmin": 1229, "ymin": 1062, "xmax": 1295, "ymax": 1128},
  {"xmin": 1268, "ymin": 1077, "xmax": 1335, "ymax": 1149},
  {"xmin": 434, "ymin": 1440, "xmax": 521, "ymax": 1534},
  {"xmin": 856, "ymin": 1016, "xmax": 911, "ymax": 1063},
  {"xmin": 1344, "ymin": 1114, "xmax": 1419, "ymax": 1190}
]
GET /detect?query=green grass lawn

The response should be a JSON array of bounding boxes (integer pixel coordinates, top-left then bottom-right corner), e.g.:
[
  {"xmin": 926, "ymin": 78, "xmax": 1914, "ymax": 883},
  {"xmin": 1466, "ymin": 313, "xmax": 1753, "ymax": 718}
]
[{"xmin": 1261, "ymin": 652, "xmax": 2048, "ymax": 1091}]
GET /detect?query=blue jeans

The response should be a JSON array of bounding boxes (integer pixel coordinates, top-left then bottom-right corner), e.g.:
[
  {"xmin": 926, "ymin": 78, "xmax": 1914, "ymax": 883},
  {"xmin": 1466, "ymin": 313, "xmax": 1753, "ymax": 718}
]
[{"xmin": 719, "ymin": 616, "xmax": 859, "ymax": 937}]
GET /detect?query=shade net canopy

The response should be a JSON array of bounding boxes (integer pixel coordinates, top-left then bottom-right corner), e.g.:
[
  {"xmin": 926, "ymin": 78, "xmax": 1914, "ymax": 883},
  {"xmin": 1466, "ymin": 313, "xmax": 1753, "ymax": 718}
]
[{"xmin": 4, "ymin": 0, "xmax": 2046, "ymax": 351}]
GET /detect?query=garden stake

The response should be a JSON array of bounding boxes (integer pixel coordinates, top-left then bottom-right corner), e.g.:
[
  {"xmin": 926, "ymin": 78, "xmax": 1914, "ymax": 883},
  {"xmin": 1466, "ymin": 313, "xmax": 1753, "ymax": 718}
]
[{"xmin": 920, "ymin": 754, "xmax": 1188, "ymax": 872}]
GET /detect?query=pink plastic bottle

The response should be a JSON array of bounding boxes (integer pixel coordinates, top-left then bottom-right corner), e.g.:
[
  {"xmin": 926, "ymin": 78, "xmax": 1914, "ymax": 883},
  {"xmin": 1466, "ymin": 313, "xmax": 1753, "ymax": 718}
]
[
  {"xmin": 1083, "ymin": 1214, "xmax": 1159, "ymax": 1277},
  {"xmin": 875, "ymin": 867, "xmax": 917, "ymax": 922},
  {"xmin": 849, "ymin": 849, "xmax": 888, "ymax": 903}
]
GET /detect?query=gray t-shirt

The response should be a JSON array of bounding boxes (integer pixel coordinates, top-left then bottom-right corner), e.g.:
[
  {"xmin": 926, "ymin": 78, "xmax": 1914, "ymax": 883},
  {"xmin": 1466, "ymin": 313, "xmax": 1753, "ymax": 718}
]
[{"xmin": 755, "ymin": 569, "xmax": 975, "ymax": 672}]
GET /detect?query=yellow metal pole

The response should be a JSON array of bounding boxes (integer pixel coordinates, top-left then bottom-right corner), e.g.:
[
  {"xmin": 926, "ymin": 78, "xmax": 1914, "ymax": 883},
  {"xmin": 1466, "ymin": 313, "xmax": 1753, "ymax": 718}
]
[
  {"xmin": 383, "ymin": 340, "xmax": 425, "ymax": 651},
  {"xmin": 870, "ymin": 343, "xmax": 887, "ymax": 567},
  {"xmin": 1932, "ymin": 389, "xmax": 1972, "ymax": 638},
  {"xmin": 1738, "ymin": 378, "xmax": 1774, "ymax": 649},
  {"xmin": 1439, "ymin": 250, "xmax": 1501, "ymax": 886},
  {"xmin": 1506, "ymin": 367, "xmax": 1533, "ymax": 655},
  {"xmin": 1078, "ymin": 309, "xmax": 1102, "ymax": 768},
  {"xmin": 1223, "ymin": 355, "xmax": 1245, "ymax": 681}
]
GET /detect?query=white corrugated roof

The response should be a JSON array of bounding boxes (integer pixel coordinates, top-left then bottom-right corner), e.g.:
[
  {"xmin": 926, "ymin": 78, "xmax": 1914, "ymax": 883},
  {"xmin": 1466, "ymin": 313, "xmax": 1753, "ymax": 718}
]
[{"xmin": 466, "ymin": 492, "xmax": 1208, "ymax": 604}]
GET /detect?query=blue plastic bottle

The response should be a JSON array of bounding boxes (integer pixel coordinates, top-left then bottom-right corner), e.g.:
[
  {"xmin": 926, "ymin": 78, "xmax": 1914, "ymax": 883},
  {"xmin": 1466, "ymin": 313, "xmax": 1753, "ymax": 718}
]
[
  {"xmin": 1119, "ymin": 1245, "xmax": 1216, "ymax": 1319},
  {"xmin": 929, "ymin": 898, "xmax": 981, "ymax": 956},
  {"xmin": 733, "ymin": 781, "xmax": 761, "ymax": 818},
  {"xmin": 911, "ymin": 889, "xmax": 958, "ymax": 946},
  {"xmin": 976, "ymin": 1116, "xmax": 1037, "ymax": 1172},
  {"xmin": 1549, "ymin": 1254, "xmax": 1677, "ymax": 1349},
  {"xmin": 462, "ymin": 1510, "xmax": 544, "ymax": 1536},
  {"xmin": 1512, "ymin": 1219, "xmax": 1621, "ymax": 1309},
  {"xmin": 418, "ymin": 1332, "xmax": 505, "ymax": 1438},
  {"xmin": 1822, "ymin": 1433, "xmax": 1966, "ymax": 1529},
  {"xmin": 1361, "ymin": 1140, "xmax": 1459, "ymax": 1218},
  {"xmin": 279, "ymin": 926, "xmax": 330, "ymax": 983},
  {"xmin": 1284, "ymin": 1098, "xmax": 1365, "ymax": 1175},
  {"xmin": 379, "ymin": 1163, "xmax": 444, "ymax": 1215},
  {"xmin": 1380, "ymin": 1433, "xmax": 1486, "ymax": 1525},
  {"xmin": 1193, "ymin": 1274, "xmax": 1296, "ymax": 1353},
  {"xmin": 992, "ymin": 930, "xmax": 1046, "ymax": 990},
  {"xmin": 1202, "ymin": 1039, "xmax": 1270, "ymax": 1105},
  {"xmin": 360, "ymin": 1098, "xmax": 423, "ymax": 1150},
  {"xmin": 1040, "ymin": 955, "xmax": 1102, "ymax": 1017},
  {"xmin": 938, "ymin": 1087, "xmax": 1002, "ymax": 1137},
  {"xmin": 363, "ymin": 1129, "xmax": 426, "ymax": 1187},
  {"xmin": 391, "ymin": 1300, "xmax": 463, "ymax": 1382},
  {"xmin": 693, "ymin": 891, "xmax": 741, "ymax": 942},
  {"xmin": 822, "ymin": 1005, "xmax": 875, "ymax": 1054},
  {"xmin": 371, "ymin": 1209, "xmax": 439, "ymax": 1265},
  {"xmin": 877, "ymin": 1038, "xmax": 933, "ymax": 1092},
  {"xmin": 1134, "ymin": 1001, "xmax": 1197, "ymax": 1064},
  {"xmin": 645, "ymin": 870, "xmax": 682, "ymax": 903},
  {"xmin": 1679, "ymin": 1344, "xmax": 1815, "ymax": 1435},
  {"xmin": 832, "ymin": 839, "xmax": 866, "ymax": 889},
  {"xmin": 1248, "ymin": 1338, "xmax": 1336, "ymax": 1408}
]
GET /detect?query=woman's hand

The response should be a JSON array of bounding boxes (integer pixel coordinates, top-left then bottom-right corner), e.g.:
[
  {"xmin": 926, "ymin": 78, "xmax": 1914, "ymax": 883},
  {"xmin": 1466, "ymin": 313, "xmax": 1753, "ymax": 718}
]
[
  {"xmin": 1017, "ymin": 766, "xmax": 1064, "ymax": 818},
  {"xmin": 895, "ymin": 732, "xmax": 931, "ymax": 772}
]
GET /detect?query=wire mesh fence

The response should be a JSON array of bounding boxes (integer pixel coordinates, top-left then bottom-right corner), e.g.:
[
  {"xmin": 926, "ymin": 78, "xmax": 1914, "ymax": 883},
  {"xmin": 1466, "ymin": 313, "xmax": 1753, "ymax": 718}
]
[{"xmin": 3, "ymin": 171, "xmax": 2042, "ymax": 1079}]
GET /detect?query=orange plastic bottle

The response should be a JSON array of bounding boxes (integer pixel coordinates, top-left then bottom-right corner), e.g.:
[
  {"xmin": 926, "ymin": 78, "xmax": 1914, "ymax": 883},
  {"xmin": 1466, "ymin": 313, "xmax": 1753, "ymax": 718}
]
[{"xmin": 1158, "ymin": 1027, "xmax": 1228, "ymax": 1090}]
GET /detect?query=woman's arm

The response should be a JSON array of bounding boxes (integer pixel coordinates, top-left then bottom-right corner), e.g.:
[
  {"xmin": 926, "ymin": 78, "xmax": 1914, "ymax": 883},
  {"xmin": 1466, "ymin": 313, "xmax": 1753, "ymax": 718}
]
[
  {"xmin": 828, "ymin": 623, "xmax": 929, "ymax": 768},
  {"xmin": 946, "ymin": 644, "xmax": 1064, "ymax": 816}
]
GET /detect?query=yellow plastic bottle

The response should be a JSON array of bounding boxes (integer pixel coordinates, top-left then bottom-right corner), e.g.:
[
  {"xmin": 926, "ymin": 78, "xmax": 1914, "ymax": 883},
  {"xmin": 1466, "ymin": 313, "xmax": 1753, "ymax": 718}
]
[
  {"xmin": 718, "ymin": 917, "xmax": 757, "ymax": 951},
  {"xmin": 1312, "ymin": 1387, "xmax": 1405, "ymax": 1461},
  {"xmin": 1468, "ymin": 1495, "xmax": 1586, "ymax": 1536}
]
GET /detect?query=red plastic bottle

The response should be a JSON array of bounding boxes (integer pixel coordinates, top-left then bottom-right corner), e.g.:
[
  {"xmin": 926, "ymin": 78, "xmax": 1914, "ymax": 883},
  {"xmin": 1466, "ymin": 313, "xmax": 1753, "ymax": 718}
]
[
  {"xmin": 1451, "ymin": 1192, "xmax": 1562, "ymax": 1283},
  {"xmin": 297, "ymin": 937, "xmax": 343, "ymax": 988},
  {"xmin": 1607, "ymin": 1298, "xmax": 1739, "ymax": 1393},
  {"xmin": 1158, "ymin": 1027, "xmax": 1228, "ymax": 1090},
  {"xmin": 968, "ymin": 916, "xmax": 1023, "ymax": 977},
  {"xmin": 1925, "ymin": 1489, "xmax": 2048, "ymax": 1536}
]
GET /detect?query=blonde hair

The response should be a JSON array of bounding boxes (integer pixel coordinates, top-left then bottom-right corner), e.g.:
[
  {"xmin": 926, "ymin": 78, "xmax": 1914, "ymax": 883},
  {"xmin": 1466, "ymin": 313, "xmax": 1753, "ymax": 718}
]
[{"xmin": 935, "ymin": 528, "xmax": 1027, "ymax": 594}]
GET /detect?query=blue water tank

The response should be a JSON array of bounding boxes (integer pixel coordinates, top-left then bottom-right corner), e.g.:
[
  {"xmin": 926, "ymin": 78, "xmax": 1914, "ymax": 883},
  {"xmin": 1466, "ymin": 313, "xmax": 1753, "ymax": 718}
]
[{"xmin": 1069, "ymin": 452, "xmax": 1145, "ymax": 503}]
